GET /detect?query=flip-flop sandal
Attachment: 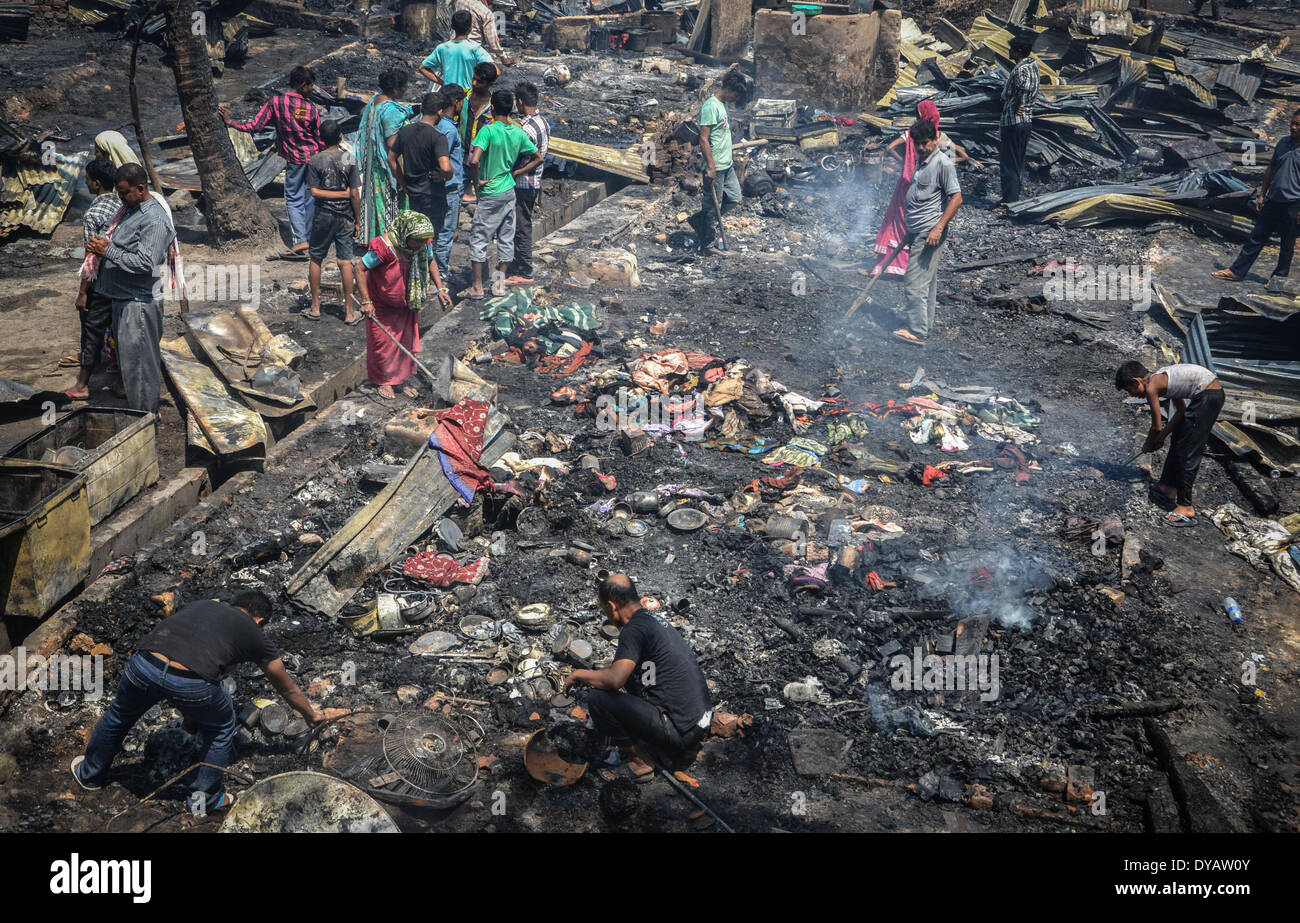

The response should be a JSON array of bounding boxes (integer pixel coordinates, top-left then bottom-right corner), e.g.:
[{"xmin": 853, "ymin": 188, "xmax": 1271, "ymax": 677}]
[
  {"xmin": 344, "ymin": 315, "xmax": 364, "ymax": 326},
  {"xmin": 1211, "ymin": 270, "xmax": 1240, "ymax": 281},
  {"xmin": 1164, "ymin": 512, "xmax": 1197, "ymax": 527},
  {"xmin": 58, "ymin": 354, "xmax": 80, "ymax": 368},
  {"xmin": 893, "ymin": 330, "xmax": 925, "ymax": 345},
  {"xmin": 64, "ymin": 389, "xmax": 90, "ymax": 402}
]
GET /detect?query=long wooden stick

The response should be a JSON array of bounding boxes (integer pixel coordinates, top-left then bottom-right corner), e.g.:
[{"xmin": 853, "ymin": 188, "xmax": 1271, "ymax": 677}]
[
  {"xmin": 841, "ymin": 238, "xmax": 908, "ymax": 322},
  {"xmin": 366, "ymin": 314, "xmax": 439, "ymax": 388}
]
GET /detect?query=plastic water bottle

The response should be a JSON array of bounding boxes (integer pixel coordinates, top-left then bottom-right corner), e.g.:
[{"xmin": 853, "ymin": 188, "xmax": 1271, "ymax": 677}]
[{"xmin": 1224, "ymin": 597, "xmax": 1243, "ymax": 626}]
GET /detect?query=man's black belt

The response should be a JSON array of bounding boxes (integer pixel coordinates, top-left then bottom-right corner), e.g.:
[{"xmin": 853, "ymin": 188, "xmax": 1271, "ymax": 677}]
[{"xmin": 147, "ymin": 652, "xmax": 204, "ymax": 679}]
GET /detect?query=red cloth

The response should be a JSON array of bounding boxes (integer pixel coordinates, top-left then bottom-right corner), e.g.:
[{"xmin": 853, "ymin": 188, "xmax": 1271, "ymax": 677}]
[
  {"xmin": 364, "ymin": 242, "xmax": 420, "ymax": 387},
  {"xmin": 872, "ymin": 105, "xmax": 940, "ymax": 278},
  {"xmin": 920, "ymin": 465, "xmax": 949, "ymax": 486},
  {"xmin": 403, "ymin": 552, "xmax": 489, "ymax": 586},
  {"xmin": 432, "ymin": 398, "xmax": 494, "ymax": 500}
]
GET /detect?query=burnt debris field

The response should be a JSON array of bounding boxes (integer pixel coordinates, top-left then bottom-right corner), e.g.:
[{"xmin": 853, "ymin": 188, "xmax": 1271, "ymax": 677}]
[{"xmin": 0, "ymin": 0, "xmax": 1296, "ymax": 848}]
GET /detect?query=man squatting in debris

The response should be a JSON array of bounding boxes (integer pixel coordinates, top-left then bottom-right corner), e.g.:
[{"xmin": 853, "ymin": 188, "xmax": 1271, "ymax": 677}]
[
  {"xmin": 307, "ymin": 119, "xmax": 362, "ymax": 323},
  {"xmin": 1115, "ymin": 361, "xmax": 1225, "ymax": 526},
  {"xmin": 64, "ymin": 158, "xmax": 120, "ymax": 401},
  {"xmin": 222, "ymin": 66, "xmax": 322, "ymax": 255},
  {"xmin": 695, "ymin": 71, "xmax": 749, "ymax": 256},
  {"xmin": 893, "ymin": 118, "xmax": 962, "ymax": 346},
  {"xmin": 464, "ymin": 89, "xmax": 542, "ymax": 297},
  {"xmin": 997, "ymin": 34, "xmax": 1040, "ymax": 210},
  {"xmin": 84, "ymin": 163, "xmax": 177, "ymax": 416},
  {"xmin": 72, "ymin": 592, "xmax": 326, "ymax": 813},
  {"xmin": 1213, "ymin": 109, "xmax": 1300, "ymax": 284},
  {"xmin": 564, "ymin": 575, "xmax": 713, "ymax": 774}
]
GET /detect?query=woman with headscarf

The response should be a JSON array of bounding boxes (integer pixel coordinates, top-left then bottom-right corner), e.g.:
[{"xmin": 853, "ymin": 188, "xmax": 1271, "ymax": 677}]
[
  {"xmin": 872, "ymin": 100, "xmax": 975, "ymax": 277},
  {"xmin": 93, "ymin": 129, "xmax": 176, "ymax": 221},
  {"xmin": 356, "ymin": 69, "xmax": 416, "ymax": 242},
  {"xmin": 355, "ymin": 210, "xmax": 453, "ymax": 399},
  {"xmin": 94, "ymin": 131, "xmax": 139, "ymax": 168}
]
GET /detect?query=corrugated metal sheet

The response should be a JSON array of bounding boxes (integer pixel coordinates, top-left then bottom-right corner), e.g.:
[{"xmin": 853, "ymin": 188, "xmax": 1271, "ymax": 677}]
[
  {"xmin": 1215, "ymin": 63, "xmax": 1262, "ymax": 103},
  {"xmin": 1166, "ymin": 71, "xmax": 1218, "ymax": 109},
  {"xmin": 0, "ymin": 150, "xmax": 89, "ymax": 238},
  {"xmin": 1184, "ymin": 304, "xmax": 1300, "ymax": 472}
]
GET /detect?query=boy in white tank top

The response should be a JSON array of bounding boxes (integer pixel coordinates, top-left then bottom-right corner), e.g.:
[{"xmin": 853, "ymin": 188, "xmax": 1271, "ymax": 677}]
[{"xmin": 1115, "ymin": 360, "xmax": 1224, "ymax": 526}]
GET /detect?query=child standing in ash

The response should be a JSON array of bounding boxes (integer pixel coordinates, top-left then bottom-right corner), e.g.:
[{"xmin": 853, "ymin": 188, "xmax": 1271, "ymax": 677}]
[
  {"xmin": 306, "ymin": 120, "xmax": 362, "ymax": 323},
  {"xmin": 1115, "ymin": 361, "xmax": 1225, "ymax": 526}
]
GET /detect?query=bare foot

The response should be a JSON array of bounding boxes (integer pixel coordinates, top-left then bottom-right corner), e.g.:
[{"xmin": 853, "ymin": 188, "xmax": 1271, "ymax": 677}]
[
  {"xmin": 64, "ymin": 386, "xmax": 90, "ymax": 400},
  {"xmin": 291, "ymin": 241, "xmax": 309, "ymax": 254},
  {"xmin": 464, "ymin": 287, "xmax": 485, "ymax": 298},
  {"xmin": 1171, "ymin": 504, "xmax": 1195, "ymax": 518},
  {"xmin": 306, "ymin": 304, "xmax": 321, "ymax": 319},
  {"xmin": 893, "ymin": 329, "xmax": 925, "ymax": 345}
]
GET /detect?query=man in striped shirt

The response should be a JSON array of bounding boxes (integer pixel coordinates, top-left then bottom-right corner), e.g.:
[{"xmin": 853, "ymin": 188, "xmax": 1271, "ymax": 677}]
[
  {"xmin": 222, "ymin": 66, "xmax": 322, "ymax": 252},
  {"xmin": 997, "ymin": 35, "xmax": 1039, "ymax": 208},
  {"xmin": 508, "ymin": 81, "xmax": 549, "ymax": 284},
  {"xmin": 66, "ymin": 158, "xmax": 121, "ymax": 401},
  {"xmin": 455, "ymin": 0, "xmax": 511, "ymax": 67}
]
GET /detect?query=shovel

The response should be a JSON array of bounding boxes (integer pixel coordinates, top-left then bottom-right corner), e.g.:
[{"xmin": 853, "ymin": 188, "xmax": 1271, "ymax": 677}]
[
  {"xmin": 706, "ymin": 175, "xmax": 728, "ymax": 252},
  {"xmin": 842, "ymin": 237, "xmax": 908, "ymax": 322}
]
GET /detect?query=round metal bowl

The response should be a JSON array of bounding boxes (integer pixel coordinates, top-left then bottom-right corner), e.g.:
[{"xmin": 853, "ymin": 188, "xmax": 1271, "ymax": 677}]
[
  {"xmin": 515, "ymin": 603, "xmax": 553, "ymax": 631},
  {"xmin": 459, "ymin": 613, "xmax": 500, "ymax": 641},
  {"xmin": 410, "ymin": 631, "xmax": 459, "ymax": 655},
  {"xmin": 666, "ymin": 507, "xmax": 708, "ymax": 532},
  {"xmin": 220, "ymin": 772, "xmax": 399, "ymax": 833},
  {"xmin": 523, "ymin": 728, "xmax": 588, "ymax": 787},
  {"xmin": 624, "ymin": 518, "xmax": 648, "ymax": 537},
  {"xmin": 516, "ymin": 507, "xmax": 548, "ymax": 537}
]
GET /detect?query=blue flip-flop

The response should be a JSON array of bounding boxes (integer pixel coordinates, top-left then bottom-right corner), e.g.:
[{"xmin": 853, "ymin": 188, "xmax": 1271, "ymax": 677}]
[{"xmin": 1165, "ymin": 512, "xmax": 1196, "ymax": 527}]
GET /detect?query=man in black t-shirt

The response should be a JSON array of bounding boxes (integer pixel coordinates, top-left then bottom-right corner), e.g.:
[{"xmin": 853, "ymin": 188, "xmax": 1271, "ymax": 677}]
[
  {"xmin": 72, "ymin": 591, "xmax": 325, "ymax": 812},
  {"xmin": 395, "ymin": 92, "xmax": 454, "ymax": 239},
  {"xmin": 564, "ymin": 574, "xmax": 712, "ymax": 771}
]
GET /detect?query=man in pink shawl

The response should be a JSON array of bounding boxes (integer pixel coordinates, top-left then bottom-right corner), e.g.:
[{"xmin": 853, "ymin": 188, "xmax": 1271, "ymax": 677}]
[{"xmin": 871, "ymin": 100, "xmax": 943, "ymax": 277}]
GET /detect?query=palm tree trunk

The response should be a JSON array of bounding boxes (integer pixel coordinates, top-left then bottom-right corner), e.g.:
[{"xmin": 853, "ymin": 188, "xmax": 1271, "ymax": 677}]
[{"xmin": 161, "ymin": 0, "xmax": 279, "ymax": 244}]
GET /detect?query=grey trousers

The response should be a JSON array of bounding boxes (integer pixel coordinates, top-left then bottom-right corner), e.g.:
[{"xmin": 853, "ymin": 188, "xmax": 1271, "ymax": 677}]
[
  {"xmin": 469, "ymin": 188, "xmax": 517, "ymax": 265},
  {"xmin": 112, "ymin": 298, "xmax": 164, "ymax": 415},
  {"xmin": 902, "ymin": 232, "xmax": 947, "ymax": 339}
]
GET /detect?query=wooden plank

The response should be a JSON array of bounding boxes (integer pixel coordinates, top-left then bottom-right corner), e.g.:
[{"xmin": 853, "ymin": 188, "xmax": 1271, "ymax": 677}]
[
  {"xmin": 688, "ymin": 0, "xmax": 712, "ymax": 52},
  {"xmin": 548, "ymin": 135, "xmax": 651, "ymax": 182},
  {"xmin": 286, "ymin": 412, "xmax": 513, "ymax": 617}
]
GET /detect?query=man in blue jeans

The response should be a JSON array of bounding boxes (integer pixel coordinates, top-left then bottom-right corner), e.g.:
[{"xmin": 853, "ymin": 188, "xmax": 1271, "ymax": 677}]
[
  {"xmin": 72, "ymin": 591, "xmax": 325, "ymax": 812},
  {"xmin": 1214, "ymin": 109, "xmax": 1300, "ymax": 283},
  {"xmin": 222, "ymin": 66, "xmax": 322, "ymax": 253},
  {"xmin": 434, "ymin": 86, "xmax": 466, "ymax": 277}
]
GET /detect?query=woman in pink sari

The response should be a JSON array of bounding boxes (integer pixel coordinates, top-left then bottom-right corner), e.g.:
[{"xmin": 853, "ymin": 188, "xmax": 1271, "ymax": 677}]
[
  {"xmin": 356, "ymin": 210, "xmax": 453, "ymax": 399},
  {"xmin": 871, "ymin": 100, "xmax": 946, "ymax": 277}
]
